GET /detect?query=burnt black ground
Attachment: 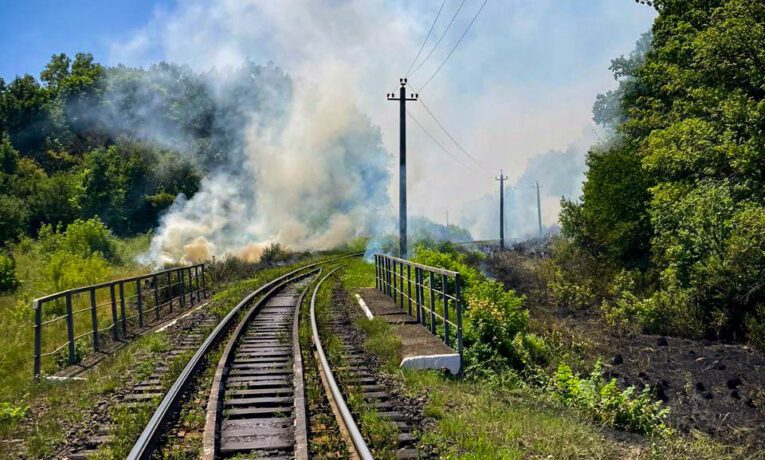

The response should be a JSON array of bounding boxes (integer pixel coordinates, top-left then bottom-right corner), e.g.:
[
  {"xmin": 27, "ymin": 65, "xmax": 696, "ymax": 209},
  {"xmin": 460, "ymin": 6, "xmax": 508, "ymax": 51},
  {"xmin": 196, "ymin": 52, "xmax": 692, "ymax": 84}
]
[{"xmin": 487, "ymin": 243, "xmax": 765, "ymax": 451}]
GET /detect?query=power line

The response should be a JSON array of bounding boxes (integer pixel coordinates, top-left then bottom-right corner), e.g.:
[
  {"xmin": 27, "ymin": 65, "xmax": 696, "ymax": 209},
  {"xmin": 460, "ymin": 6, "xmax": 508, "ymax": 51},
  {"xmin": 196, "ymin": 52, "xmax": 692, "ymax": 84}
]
[
  {"xmin": 416, "ymin": 94, "xmax": 494, "ymax": 173},
  {"xmin": 405, "ymin": 0, "xmax": 447, "ymax": 77},
  {"xmin": 418, "ymin": 0, "xmax": 489, "ymax": 91},
  {"xmin": 406, "ymin": 109, "xmax": 486, "ymax": 176},
  {"xmin": 409, "ymin": 0, "xmax": 467, "ymax": 78}
]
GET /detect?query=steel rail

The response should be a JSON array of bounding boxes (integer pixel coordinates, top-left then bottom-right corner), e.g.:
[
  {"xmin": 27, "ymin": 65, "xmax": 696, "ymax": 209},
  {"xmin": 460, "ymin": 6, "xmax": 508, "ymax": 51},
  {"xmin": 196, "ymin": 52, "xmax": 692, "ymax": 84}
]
[
  {"xmin": 127, "ymin": 252, "xmax": 360, "ymax": 459},
  {"xmin": 310, "ymin": 266, "xmax": 374, "ymax": 460}
]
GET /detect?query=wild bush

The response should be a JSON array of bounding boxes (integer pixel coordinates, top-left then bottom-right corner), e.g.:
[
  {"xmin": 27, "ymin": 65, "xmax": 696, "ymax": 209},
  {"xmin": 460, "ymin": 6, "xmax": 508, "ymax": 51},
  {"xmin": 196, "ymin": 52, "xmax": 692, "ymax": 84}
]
[
  {"xmin": 413, "ymin": 245, "xmax": 535, "ymax": 372},
  {"xmin": 44, "ymin": 249, "xmax": 110, "ymax": 294},
  {"xmin": 0, "ymin": 400, "xmax": 28, "ymax": 432},
  {"xmin": 552, "ymin": 360, "xmax": 670, "ymax": 436},
  {"xmin": 0, "ymin": 252, "xmax": 18, "ymax": 292},
  {"xmin": 260, "ymin": 242, "xmax": 290, "ymax": 264},
  {"xmin": 548, "ymin": 268, "xmax": 596, "ymax": 311},
  {"xmin": 39, "ymin": 217, "xmax": 119, "ymax": 262}
]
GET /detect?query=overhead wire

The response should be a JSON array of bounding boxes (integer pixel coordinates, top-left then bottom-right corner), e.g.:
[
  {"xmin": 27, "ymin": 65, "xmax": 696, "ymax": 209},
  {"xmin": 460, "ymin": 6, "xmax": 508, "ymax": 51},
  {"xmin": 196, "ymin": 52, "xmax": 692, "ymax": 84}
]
[
  {"xmin": 405, "ymin": 0, "xmax": 447, "ymax": 77},
  {"xmin": 413, "ymin": 91, "xmax": 494, "ymax": 174},
  {"xmin": 406, "ymin": 109, "xmax": 486, "ymax": 177},
  {"xmin": 418, "ymin": 0, "xmax": 489, "ymax": 91},
  {"xmin": 408, "ymin": 0, "xmax": 467, "ymax": 78}
]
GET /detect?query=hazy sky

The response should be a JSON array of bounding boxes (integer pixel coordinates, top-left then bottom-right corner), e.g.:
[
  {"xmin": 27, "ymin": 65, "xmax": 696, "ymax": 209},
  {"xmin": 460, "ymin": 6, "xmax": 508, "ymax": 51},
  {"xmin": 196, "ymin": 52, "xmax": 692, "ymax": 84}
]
[{"xmin": 0, "ymin": 0, "xmax": 657, "ymax": 239}]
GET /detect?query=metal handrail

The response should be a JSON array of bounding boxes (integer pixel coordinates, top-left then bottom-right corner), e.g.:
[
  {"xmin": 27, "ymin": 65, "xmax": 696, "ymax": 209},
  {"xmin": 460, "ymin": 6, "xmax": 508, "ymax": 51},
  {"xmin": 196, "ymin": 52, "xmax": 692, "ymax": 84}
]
[
  {"xmin": 33, "ymin": 264, "xmax": 207, "ymax": 378},
  {"xmin": 374, "ymin": 253, "xmax": 463, "ymax": 359}
]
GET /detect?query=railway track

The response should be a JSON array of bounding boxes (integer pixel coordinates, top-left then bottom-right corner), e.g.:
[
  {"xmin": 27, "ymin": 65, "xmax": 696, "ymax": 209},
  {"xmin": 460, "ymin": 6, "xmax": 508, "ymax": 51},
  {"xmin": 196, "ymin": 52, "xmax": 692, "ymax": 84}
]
[
  {"xmin": 120, "ymin": 253, "xmax": 423, "ymax": 459},
  {"xmin": 202, "ymin": 270, "xmax": 315, "ymax": 458}
]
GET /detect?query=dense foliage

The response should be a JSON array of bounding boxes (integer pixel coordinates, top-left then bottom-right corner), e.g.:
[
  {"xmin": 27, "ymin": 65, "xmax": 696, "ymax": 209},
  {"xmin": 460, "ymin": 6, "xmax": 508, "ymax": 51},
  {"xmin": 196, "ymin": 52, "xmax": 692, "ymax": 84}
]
[
  {"xmin": 562, "ymin": 0, "xmax": 765, "ymax": 344},
  {"xmin": 0, "ymin": 53, "xmax": 294, "ymax": 257}
]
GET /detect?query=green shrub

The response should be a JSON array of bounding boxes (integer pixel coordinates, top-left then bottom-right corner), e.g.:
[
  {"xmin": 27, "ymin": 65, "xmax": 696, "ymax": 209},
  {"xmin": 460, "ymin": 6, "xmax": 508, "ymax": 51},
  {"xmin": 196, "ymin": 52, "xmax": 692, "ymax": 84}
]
[
  {"xmin": 463, "ymin": 281, "xmax": 528, "ymax": 366},
  {"xmin": 45, "ymin": 249, "xmax": 110, "ymax": 293},
  {"xmin": 552, "ymin": 360, "xmax": 670, "ymax": 436},
  {"xmin": 260, "ymin": 242, "xmax": 290, "ymax": 264},
  {"xmin": 413, "ymin": 245, "xmax": 533, "ymax": 372},
  {"xmin": 549, "ymin": 271, "xmax": 596, "ymax": 310},
  {"xmin": 39, "ymin": 217, "xmax": 119, "ymax": 262},
  {"xmin": 601, "ymin": 269, "xmax": 643, "ymax": 339},
  {"xmin": 0, "ymin": 252, "xmax": 18, "ymax": 292}
]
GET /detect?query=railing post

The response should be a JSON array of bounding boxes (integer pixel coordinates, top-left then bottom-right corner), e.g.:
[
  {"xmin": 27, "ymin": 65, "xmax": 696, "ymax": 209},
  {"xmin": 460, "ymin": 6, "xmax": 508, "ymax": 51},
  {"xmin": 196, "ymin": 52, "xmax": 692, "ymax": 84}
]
[
  {"xmin": 374, "ymin": 255, "xmax": 379, "ymax": 290},
  {"xmin": 201, "ymin": 264, "xmax": 208, "ymax": 298},
  {"xmin": 65, "ymin": 292, "xmax": 76, "ymax": 365},
  {"xmin": 119, "ymin": 282, "xmax": 127, "ymax": 336},
  {"xmin": 406, "ymin": 264, "xmax": 412, "ymax": 316},
  {"xmin": 195, "ymin": 265, "xmax": 202, "ymax": 300},
  {"xmin": 429, "ymin": 271, "xmax": 436, "ymax": 334},
  {"xmin": 110, "ymin": 284, "xmax": 119, "ymax": 340},
  {"xmin": 386, "ymin": 258, "xmax": 391, "ymax": 297},
  {"xmin": 136, "ymin": 279, "xmax": 144, "ymax": 328},
  {"xmin": 179, "ymin": 269, "xmax": 186, "ymax": 309},
  {"xmin": 455, "ymin": 273, "xmax": 463, "ymax": 360},
  {"xmin": 33, "ymin": 300, "xmax": 42, "ymax": 379},
  {"xmin": 188, "ymin": 268, "xmax": 195, "ymax": 306},
  {"xmin": 442, "ymin": 273, "xmax": 450, "ymax": 347},
  {"xmin": 415, "ymin": 268, "xmax": 421, "ymax": 323},
  {"xmin": 153, "ymin": 274, "xmax": 160, "ymax": 321},
  {"xmin": 90, "ymin": 287, "xmax": 99, "ymax": 352},
  {"xmin": 167, "ymin": 271, "xmax": 173, "ymax": 313}
]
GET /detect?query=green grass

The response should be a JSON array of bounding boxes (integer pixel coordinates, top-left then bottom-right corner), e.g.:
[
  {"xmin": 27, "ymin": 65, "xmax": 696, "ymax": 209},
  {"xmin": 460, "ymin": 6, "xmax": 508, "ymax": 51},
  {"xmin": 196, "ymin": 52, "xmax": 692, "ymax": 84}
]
[
  {"xmin": 0, "ymin": 255, "xmax": 326, "ymax": 458},
  {"xmin": 0, "ymin": 235, "xmax": 153, "ymax": 404}
]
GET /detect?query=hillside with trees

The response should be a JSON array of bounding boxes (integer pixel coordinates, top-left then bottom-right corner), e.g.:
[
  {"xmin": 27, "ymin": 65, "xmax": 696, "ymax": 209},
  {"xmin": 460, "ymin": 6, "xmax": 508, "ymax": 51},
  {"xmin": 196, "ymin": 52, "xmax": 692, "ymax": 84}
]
[{"xmin": 559, "ymin": 0, "xmax": 765, "ymax": 348}]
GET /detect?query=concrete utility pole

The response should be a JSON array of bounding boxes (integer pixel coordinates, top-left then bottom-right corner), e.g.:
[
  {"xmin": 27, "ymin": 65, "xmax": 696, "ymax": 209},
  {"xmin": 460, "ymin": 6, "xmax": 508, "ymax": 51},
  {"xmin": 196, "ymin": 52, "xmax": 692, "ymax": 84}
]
[
  {"xmin": 445, "ymin": 209, "xmax": 449, "ymax": 227},
  {"xmin": 496, "ymin": 169, "xmax": 508, "ymax": 250},
  {"xmin": 536, "ymin": 181, "xmax": 543, "ymax": 238},
  {"xmin": 387, "ymin": 78, "xmax": 418, "ymax": 258}
]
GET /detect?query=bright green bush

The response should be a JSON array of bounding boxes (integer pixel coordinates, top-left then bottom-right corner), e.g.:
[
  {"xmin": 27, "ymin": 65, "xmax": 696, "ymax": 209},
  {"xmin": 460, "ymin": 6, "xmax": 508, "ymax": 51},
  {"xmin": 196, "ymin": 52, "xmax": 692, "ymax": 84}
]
[
  {"xmin": 39, "ymin": 217, "xmax": 119, "ymax": 262},
  {"xmin": 44, "ymin": 249, "xmax": 110, "ymax": 294},
  {"xmin": 552, "ymin": 361, "xmax": 670, "ymax": 436},
  {"xmin": 0, "ymin": 252, "xmax": 18, "ymax": 292},
  {"xmin": 0, "ymin": 400, "xmax": 28, "ymax": 430}
]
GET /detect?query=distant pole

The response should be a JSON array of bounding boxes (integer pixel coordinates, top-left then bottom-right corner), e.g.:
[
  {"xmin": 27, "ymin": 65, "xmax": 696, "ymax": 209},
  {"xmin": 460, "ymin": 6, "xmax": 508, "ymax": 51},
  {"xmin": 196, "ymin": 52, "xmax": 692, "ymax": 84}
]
[
  {"xmin": 496, "ymin": 169, "xmax": 508, "ymax": 249},
  {"xmin": 387, "ymin": 78, "xmax": 418, "ymax": 258},
  {"xmin": 445, "ymin": 209, "xmax": 449, "ymax": 227},
  {"xmin": 536, "ymin": 181, "xmax": 543, "ymax": 238}
]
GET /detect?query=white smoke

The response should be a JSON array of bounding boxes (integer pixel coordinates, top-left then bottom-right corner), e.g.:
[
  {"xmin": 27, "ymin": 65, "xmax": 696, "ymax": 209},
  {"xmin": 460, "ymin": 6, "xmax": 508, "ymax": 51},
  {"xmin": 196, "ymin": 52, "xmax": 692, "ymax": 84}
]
[
  {"xmin": 141, "ymin": 69, "xmax": 392, "ymax": 264},
  {"xmin": 109, "ymin": 0, "xmax": 654, "ymax": 261}
]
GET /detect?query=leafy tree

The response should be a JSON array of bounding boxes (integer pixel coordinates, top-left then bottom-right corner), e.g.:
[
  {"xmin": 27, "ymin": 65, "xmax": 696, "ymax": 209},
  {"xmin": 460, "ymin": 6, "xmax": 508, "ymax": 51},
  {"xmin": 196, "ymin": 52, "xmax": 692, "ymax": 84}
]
[{"xmin": 566, "ymin": 0, "xmax": 765, "ymax": 341}]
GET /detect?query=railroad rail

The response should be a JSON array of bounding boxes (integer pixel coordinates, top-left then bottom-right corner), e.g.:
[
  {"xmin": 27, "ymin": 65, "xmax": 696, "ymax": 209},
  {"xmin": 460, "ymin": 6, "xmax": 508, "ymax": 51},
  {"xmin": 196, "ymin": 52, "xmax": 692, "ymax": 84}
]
[{"xmin": 310, "ymin": 267, "xmax": 374, "ymax": 459}]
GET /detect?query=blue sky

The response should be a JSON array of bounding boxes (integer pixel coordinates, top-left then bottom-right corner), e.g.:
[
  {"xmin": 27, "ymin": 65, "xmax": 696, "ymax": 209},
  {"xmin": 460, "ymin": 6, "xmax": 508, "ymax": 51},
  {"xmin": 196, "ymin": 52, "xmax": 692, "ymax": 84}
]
[{"xmin": 0, "ymin": 0, "xmax": 171, "ymax": 81}]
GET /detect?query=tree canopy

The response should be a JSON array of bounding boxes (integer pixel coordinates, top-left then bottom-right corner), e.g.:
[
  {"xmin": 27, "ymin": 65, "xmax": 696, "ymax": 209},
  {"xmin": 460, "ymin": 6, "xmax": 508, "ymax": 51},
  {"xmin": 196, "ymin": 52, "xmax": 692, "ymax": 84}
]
[{"xmin": 563, "ymin": 0, "xmax": 765, "ymax": 341}]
